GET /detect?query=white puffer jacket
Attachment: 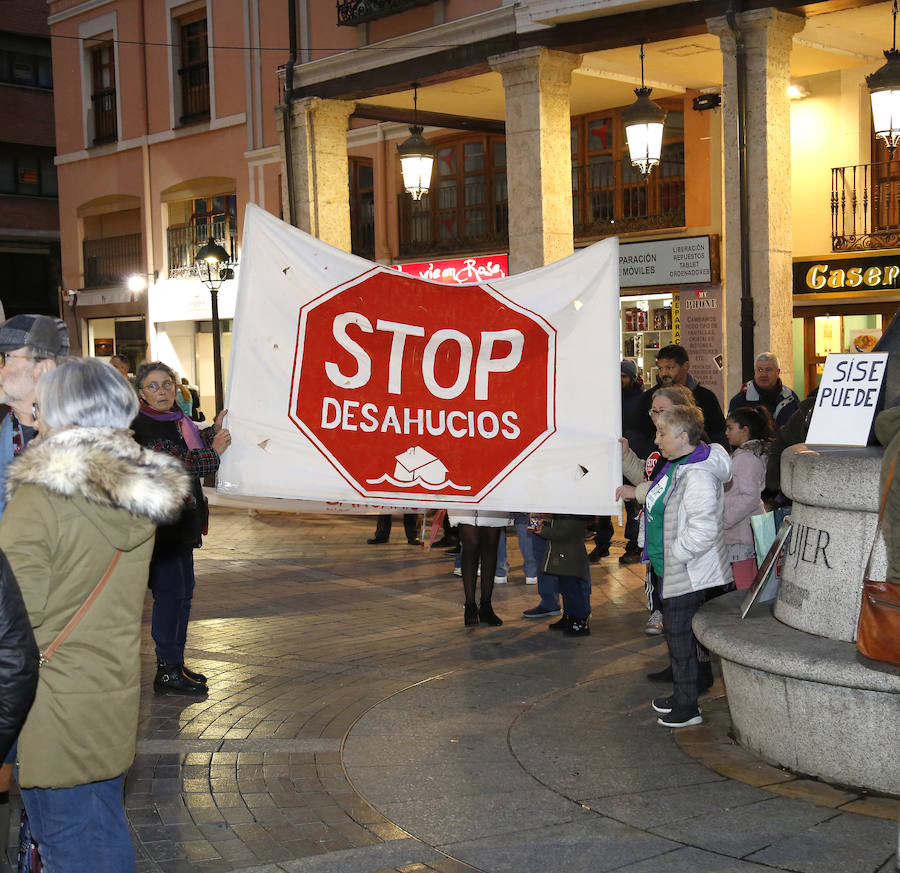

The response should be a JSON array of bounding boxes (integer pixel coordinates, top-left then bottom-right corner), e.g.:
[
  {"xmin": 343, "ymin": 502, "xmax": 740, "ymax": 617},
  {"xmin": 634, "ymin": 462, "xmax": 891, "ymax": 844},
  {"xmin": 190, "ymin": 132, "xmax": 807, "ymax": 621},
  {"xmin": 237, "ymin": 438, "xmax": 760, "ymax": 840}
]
[{"xmin": 643, "ymin": 442, "xmax": 734, "ymax": 598}]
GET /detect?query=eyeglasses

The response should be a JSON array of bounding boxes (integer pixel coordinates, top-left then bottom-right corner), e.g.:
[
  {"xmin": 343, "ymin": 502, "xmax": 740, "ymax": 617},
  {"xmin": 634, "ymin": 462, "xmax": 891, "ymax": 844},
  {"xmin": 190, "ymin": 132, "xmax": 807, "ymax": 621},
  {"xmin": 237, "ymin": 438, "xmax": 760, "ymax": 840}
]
[
  {"xmin": 0, "ymin": 352, "xmax": 41, "ymax": 368},
  {"xmin": 142, "ymin": 380, "xmax": 175, "ymax": 393}
]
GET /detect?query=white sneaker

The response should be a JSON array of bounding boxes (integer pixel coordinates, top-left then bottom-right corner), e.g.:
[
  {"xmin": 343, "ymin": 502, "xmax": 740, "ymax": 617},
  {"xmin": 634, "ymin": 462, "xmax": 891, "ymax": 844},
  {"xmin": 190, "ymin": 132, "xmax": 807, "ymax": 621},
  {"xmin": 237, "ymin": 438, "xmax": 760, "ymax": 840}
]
[
  {"xmin": 645, "ymin": 609, "xmax": 663, "ymax": 636},
  {"xmin": 525, "ymin": 576, "xmax": 538, "ymax": 585},
  {"xmin": 494, "ymin": 576, "xmax": 507, "ymax": 584},
  {"xmin": 452, "ymin": 567, "xmax": 462, "ymax": 577}
]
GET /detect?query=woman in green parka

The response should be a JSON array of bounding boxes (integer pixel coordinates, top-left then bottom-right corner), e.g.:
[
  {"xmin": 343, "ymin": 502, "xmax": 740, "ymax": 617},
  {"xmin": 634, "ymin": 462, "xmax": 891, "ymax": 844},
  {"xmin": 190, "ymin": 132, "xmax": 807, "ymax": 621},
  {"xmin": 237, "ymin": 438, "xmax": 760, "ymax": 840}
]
[{"xmin": 0, "ymin": 358, "xmax": 189, "ymax": 873}]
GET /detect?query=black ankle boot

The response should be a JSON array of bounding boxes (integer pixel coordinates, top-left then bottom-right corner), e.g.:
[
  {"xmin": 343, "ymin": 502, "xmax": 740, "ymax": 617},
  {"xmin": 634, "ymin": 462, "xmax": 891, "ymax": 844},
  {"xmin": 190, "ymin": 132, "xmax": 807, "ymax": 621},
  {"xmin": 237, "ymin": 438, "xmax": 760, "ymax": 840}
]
[
  {"xmin": 155, "ymin": 663, "xmax": 208, "ymax": 696},
  {"xmin": 565, "ymin": 616, "xmax": 590, "ymax": 636},
  {"xmin": 479, "ymin": 601, "xmax": 503, "ymax": 626},
  {"xmin": 464, "ymin": 603, "xmax": 479, "ymax": 626},
  {"xmin": 181, "ymin": 664, "xmax": 208, "ymax": 685},
  {"xmin": 549, "ymin": 614, "xmax": 572, "ymax": 631}
]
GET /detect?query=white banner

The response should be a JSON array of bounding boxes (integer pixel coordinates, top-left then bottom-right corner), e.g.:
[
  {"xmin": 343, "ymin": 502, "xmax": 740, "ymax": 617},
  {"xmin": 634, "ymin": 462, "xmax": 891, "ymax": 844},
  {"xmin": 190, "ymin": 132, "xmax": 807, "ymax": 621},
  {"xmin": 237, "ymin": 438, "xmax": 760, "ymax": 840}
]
[{"xmin": 217, "ymin": 205, "xmax": 621, "ymax": 514}]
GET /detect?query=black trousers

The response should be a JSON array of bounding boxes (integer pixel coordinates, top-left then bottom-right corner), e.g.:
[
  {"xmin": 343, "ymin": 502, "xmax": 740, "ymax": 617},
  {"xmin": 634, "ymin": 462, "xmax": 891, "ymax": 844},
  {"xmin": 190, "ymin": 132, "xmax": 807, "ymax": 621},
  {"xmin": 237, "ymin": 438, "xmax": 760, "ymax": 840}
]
[
  {"xmin": 373, "ymin": 513, "xmax": 419, "ymax": 543},
  {"xmin": 661, "ymin": 589, "xmax": 707, "ymax": 710}
]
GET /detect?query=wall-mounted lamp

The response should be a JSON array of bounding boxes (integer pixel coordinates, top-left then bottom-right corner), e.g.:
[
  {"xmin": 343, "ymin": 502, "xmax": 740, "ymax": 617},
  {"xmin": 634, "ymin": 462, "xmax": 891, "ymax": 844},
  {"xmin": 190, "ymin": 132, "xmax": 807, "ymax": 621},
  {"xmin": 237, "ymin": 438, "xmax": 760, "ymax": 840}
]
[
  {"xmin": 126, "ymin": 271, "xmax": 159, "ymax": 293},
  {"xmin": 867, "ymin": 0, "xmax": 900, "ymax": 157},
  {"xmin": 787, "ymin": 84, "xmax": 810, "ymax": 100},
  {"xmin": 692, "ymin": 93, "xmax": 721, "ymax": 112},
  {"xmin": 397, "ymin": 83, "xmax": 436, "ymax": 200},
  {"xmin": 623, "ymin": 44, "xmax": 667, "ymax": 176}
]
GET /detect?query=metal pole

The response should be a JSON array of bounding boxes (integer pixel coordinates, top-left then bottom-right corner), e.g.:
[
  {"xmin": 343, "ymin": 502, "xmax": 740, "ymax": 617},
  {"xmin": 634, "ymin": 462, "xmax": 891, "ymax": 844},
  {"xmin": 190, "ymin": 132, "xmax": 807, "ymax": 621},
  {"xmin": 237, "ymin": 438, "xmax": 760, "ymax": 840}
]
[
  {"xmin": 727, "ymin": 5, "xmax": 756, "ymax": 383},
  {"xmin": 210, "ymin": 287, "xmax": 225, "ymax": 413}
]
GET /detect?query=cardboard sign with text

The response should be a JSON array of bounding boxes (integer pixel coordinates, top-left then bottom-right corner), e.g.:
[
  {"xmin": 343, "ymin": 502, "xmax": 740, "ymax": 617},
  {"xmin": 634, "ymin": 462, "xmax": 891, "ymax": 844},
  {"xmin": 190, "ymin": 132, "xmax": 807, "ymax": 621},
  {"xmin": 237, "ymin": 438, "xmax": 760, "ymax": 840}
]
[{"xmin": 806, "ymin": 353, "xmax": 888, "ymax": 446}]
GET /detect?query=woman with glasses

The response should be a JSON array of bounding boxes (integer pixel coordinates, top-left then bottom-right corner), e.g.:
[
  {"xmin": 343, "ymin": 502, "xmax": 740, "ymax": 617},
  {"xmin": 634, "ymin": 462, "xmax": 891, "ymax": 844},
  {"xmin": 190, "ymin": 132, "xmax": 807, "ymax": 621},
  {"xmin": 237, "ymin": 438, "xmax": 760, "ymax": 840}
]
[{"xmin": 132, "ymin": 362, "xmax": 231, "ymax": 695}]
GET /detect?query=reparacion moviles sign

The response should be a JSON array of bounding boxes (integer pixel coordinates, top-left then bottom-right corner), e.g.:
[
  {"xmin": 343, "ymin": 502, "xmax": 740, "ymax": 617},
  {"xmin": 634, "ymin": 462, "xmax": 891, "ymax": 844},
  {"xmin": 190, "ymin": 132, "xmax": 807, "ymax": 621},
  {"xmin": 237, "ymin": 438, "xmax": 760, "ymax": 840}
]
[{"xmin": 794, "ymin": 255, "xmax": 900, "ymax": 294}]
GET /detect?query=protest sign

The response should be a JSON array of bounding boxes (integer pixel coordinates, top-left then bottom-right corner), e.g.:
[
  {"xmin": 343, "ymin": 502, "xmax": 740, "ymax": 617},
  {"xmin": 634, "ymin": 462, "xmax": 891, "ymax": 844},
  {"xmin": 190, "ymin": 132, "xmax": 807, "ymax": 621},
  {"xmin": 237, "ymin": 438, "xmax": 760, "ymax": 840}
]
[
  {"xmin": 805, "ymin": 353, "xmax": 888, "ymax": 446},
  {"xmin": 217, "ymin": 205, "xmax": 621, "ymax": 514}
]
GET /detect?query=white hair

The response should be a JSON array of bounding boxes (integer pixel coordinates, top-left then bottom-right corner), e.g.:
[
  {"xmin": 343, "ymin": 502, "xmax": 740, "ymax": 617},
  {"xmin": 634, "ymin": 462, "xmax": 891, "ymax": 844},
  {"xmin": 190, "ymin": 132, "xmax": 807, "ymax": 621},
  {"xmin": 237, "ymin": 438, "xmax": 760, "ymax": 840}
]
[
  {"xmin": 36, "ymin": 357, "xmax": 138, "ymax": 429},
  {"xmin": 755, "ymin": 351, "xmax": 780, "ymax": 369}
]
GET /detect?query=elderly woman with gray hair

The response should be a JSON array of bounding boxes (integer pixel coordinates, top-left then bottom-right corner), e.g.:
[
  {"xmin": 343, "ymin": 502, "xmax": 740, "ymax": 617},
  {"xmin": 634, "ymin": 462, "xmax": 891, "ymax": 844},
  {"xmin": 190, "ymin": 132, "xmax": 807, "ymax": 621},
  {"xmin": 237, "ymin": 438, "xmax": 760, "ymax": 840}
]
[
  {"xmin": 132, "ymin": 361, "xmax": 231, "ymax": 696},
  {"xmin": 0, "ymin": 357, "xmax": 189, "ymax": 873}
]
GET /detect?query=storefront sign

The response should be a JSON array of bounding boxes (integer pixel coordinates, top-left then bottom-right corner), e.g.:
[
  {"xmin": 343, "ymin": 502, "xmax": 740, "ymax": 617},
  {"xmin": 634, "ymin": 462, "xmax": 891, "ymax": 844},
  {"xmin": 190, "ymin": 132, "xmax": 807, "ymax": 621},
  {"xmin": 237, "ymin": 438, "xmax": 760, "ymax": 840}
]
[
  {"xmin": 806, "ymin": 353, "xmax": 888, "ymax": 445},
  {"xmin": 673, "ymin": 284, "xmax": 725, "ymax": 405},
  {"xmin": 393, "ymin": 254, "xmax": 508, "ymax": 285},
  {"xmin": 794, "ymin": 255, "xmax": 900, "ymax": 294},
  {"xmin": 619, "ymin": 237, "xmax": 711, "ymax": 288}
]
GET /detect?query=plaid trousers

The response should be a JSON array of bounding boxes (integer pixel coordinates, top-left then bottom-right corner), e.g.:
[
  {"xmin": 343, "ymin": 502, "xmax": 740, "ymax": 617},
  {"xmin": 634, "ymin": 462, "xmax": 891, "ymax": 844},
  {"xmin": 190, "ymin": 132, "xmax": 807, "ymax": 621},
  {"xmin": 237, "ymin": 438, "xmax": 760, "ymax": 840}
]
[{"xmin": 661, "ymin": 589, "xmax": 707, "ymax": 709}]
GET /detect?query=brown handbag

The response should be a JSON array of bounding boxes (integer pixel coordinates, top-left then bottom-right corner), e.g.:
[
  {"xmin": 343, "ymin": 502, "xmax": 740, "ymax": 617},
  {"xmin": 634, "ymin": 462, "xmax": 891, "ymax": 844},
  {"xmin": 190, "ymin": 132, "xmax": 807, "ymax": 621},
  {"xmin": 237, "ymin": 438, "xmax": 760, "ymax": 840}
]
[{"xmin": 856, "ymin": 452, "xmax": 900, "ymax": 670}]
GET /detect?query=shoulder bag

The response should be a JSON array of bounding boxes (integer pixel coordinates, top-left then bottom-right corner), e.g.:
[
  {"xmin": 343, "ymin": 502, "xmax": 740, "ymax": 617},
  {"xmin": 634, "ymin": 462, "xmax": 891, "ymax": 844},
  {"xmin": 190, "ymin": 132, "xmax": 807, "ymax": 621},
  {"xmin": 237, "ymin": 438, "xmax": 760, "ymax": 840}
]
[{"xmin": 856, "ymin": 452, "xmax": 900, "ymax": 670}]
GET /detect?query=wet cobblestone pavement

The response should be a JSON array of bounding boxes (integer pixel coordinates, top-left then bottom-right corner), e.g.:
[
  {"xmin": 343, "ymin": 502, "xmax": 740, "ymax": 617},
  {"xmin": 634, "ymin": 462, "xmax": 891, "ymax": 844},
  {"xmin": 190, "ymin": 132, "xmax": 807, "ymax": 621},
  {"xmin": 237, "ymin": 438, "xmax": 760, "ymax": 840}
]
[{"xmin": 7, "ymin": 509, "xmax": 898, "ymax": 872}]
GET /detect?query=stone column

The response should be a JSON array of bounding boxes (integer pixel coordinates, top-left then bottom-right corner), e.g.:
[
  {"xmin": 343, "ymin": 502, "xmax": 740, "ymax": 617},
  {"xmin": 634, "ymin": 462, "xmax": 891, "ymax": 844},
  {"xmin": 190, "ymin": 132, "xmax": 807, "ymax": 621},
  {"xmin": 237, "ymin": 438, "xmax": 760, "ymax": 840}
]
[
  {"xmin": 489, "ymin": 47, "xmax": 581, "ymax": 274},
  {"xmin": 276, "ymin": 97, "xmax": 355, "ymax": 251},
  {"xmin": 708, "ymin": 9, "xmax": 804, "ymax": 395}
]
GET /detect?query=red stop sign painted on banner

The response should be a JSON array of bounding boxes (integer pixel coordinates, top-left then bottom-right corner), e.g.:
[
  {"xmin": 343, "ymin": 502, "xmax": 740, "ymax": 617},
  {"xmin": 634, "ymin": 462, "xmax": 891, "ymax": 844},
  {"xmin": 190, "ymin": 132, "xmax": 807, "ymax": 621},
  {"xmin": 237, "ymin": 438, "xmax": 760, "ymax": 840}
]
[{"xmin": 289, "ymin": 268, "xmax": 556, "ymax": 502}]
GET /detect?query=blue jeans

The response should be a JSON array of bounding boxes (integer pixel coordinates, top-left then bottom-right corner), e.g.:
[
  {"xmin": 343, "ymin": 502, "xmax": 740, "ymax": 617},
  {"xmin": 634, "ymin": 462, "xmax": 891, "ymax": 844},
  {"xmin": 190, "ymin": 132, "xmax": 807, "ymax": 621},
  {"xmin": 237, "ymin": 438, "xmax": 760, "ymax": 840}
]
[
  {"xmin": 454, "ymin": 528, "xmax": 508, "ymax": 578},
  {"xmin": 21, "ymin": 775, "xmax": 133, "ymax": 873},
  {"xmin": 513, "ymin": 514, "xmax": 540, "ymax": 578},
  {"xmin": 531, "ymin": 536, "xmax": 560, "ymax": 611},
  {"xmin": 148, "ymin": 546, "xmax": 195, "ymax": 664},
  {"xmin": 558, "ymin": 571, "xmax": 591, "ymax": 619}
]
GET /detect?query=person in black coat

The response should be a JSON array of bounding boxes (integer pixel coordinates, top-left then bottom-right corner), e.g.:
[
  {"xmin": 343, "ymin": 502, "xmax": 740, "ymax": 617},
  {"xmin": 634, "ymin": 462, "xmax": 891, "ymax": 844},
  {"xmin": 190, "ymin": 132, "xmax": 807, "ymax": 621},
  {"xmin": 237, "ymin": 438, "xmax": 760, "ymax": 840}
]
[
  {"xmin": 132, "ymin": 362, "xmax": 231, "ymax": 697},
  {"xmin": 0, "ymin": 548, "xmax": 39, "ymax": 858},
  {"xmin": 0, "ymin": 549, "xmax": 38, "ymax": 761},
  {"xmin": 632, "ymin": 344, "xmax": 727, "ymax": 449}
]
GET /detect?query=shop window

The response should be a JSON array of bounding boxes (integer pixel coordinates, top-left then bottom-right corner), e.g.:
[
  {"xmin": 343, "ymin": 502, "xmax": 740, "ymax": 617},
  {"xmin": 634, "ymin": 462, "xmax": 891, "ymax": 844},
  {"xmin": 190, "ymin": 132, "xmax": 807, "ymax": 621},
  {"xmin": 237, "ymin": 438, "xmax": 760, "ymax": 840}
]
[
  {"xmin": 399, "ymin": 134, "xmax": 507, "ymax": 258},
  {"xmin": 0, "ymin": 145, "xmax": 57, "ymax": 197},
  {"xmin": 177, "ymin": 12, "xmax": 209, "ymax": 125},
  {"xmin": 571, "ymin": 105, "xmax": 685, "ymax": 239},
  {"xmin": 90, "ymin": 42, "xmax": 117, "ymax": 144},
  {"xmin": 349, "ymin": 158, "xmax": 374, "ymax": 259},
  {"xmin": 0, "ymin": 33, "xmax": 52, "ymax": 89}
]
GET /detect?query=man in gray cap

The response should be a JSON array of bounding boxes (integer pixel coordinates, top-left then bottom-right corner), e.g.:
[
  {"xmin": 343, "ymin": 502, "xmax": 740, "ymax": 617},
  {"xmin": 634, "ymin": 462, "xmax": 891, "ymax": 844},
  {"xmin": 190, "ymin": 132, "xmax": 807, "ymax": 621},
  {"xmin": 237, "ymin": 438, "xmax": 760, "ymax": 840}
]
[
  {"xmin": 0, "ymin": 313, "xmax": 68, "ymax": 857},
  {"xmin": 0, "ymin": 315, "xmax": 69, "ymax": 514}
]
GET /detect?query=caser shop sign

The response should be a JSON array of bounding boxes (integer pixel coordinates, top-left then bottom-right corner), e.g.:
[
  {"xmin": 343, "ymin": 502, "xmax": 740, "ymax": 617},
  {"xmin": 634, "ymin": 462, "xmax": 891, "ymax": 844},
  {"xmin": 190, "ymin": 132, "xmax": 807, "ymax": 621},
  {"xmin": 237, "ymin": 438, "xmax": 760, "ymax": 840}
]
[{"xmin": 794, "ymin": 255, "xmax": 900, "ymax": 293}]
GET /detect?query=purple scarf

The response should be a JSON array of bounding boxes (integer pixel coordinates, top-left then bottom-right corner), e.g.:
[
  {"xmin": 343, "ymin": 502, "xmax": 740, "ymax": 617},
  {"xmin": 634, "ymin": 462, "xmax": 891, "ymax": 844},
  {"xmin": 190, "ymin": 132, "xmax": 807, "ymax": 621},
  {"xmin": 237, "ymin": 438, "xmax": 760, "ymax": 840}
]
[{"xmin": 139, "ymin": 400, "xmax": 204, "ymax": 450}]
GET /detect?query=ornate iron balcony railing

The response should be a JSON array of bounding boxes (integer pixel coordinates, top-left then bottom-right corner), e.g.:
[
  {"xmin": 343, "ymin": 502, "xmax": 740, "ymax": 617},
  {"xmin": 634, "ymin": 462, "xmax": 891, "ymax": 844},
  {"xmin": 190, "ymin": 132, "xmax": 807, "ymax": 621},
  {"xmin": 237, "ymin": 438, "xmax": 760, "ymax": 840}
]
[
  {"xmin": 572, "ymin": 158, "xmax": 685, "ymax": 240},
  {"xmin": 832, "ymin": 162, "xmax": 900, "ymax": 251},
  {"xmin": 337, "ymin": 0, "xmax": 433, "ymax": 26},
  {"xmin": 166, "ymin": 220, "xmax": 237, "ymax": 278}
]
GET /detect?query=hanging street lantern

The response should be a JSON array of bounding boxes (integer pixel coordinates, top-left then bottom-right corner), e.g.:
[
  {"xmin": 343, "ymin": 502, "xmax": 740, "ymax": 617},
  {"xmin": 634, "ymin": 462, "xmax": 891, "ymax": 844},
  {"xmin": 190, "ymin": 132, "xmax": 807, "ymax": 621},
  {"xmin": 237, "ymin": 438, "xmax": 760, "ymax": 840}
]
[
  {"xmin": 397, "ymin": 83, "xmax": 436, "ymax": 200},
  {"xmin": 623, "ymin": 44, "xmax": 667, "ymax": 176},
  {"xmin": 867, "ymin": 0, "xmax": 900, "ymax": 158}
]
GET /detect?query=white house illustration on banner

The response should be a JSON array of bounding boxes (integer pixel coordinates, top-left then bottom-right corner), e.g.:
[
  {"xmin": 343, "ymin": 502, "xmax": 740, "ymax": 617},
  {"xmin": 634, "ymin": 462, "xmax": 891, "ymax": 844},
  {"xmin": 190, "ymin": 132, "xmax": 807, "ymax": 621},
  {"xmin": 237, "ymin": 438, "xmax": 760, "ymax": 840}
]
[{"xmin": 393, "ymin": 447, "xmax": 447, "ymax": 485}]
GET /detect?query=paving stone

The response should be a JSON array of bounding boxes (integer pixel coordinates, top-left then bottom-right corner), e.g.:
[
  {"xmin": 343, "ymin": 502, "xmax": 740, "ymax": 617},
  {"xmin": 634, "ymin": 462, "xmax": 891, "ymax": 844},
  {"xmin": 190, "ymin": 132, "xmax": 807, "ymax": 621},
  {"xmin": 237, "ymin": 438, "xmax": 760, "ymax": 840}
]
[
  {"xmin": 648, "ymin": 796, "xmax": 838, "ymax": 857},
  {"xmin": 746, "ymin": 811, "xmax": 898, "ymax": 872}
]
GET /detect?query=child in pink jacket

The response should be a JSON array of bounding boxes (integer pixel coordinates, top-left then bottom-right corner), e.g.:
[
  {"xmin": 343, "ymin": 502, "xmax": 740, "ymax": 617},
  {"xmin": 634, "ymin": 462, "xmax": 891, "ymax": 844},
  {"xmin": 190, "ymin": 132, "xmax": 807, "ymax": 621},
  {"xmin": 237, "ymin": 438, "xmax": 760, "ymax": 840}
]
[{"xmin": 723, "ymin": 406, "xmax": 774, "ymax": 588}]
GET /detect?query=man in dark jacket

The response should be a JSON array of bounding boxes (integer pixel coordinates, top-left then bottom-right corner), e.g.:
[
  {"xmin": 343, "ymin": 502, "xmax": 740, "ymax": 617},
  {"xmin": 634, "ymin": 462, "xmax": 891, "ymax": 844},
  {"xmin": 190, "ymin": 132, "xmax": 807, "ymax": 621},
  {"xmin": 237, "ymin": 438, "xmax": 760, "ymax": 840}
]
[
  {"xmin": 728, "ymin": 351, "xmax": 799, "ymax": 429},
  {"xmin": 633, "ymin": 344, "xmax": 727, "ymax": 448},
  {"xmin": 590, "ymin": 361, "xmax": 646, "ymax": 563}
]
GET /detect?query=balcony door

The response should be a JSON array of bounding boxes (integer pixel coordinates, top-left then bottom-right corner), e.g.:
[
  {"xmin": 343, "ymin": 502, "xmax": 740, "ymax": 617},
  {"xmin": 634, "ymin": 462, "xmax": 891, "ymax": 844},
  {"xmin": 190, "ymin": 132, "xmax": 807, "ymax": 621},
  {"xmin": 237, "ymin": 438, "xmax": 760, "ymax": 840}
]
[{"xmin": 871, "ymin": 137, "xmax": 900, "ymax": 233}]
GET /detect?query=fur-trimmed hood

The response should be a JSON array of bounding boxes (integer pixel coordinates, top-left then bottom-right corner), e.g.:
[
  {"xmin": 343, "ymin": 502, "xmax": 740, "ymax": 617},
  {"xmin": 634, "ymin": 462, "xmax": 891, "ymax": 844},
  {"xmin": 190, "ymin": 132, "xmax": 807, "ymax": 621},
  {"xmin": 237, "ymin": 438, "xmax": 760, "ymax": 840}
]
[{"xmin": 6, "ymin": 426, "xmax": 190, "ymax": 532}]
